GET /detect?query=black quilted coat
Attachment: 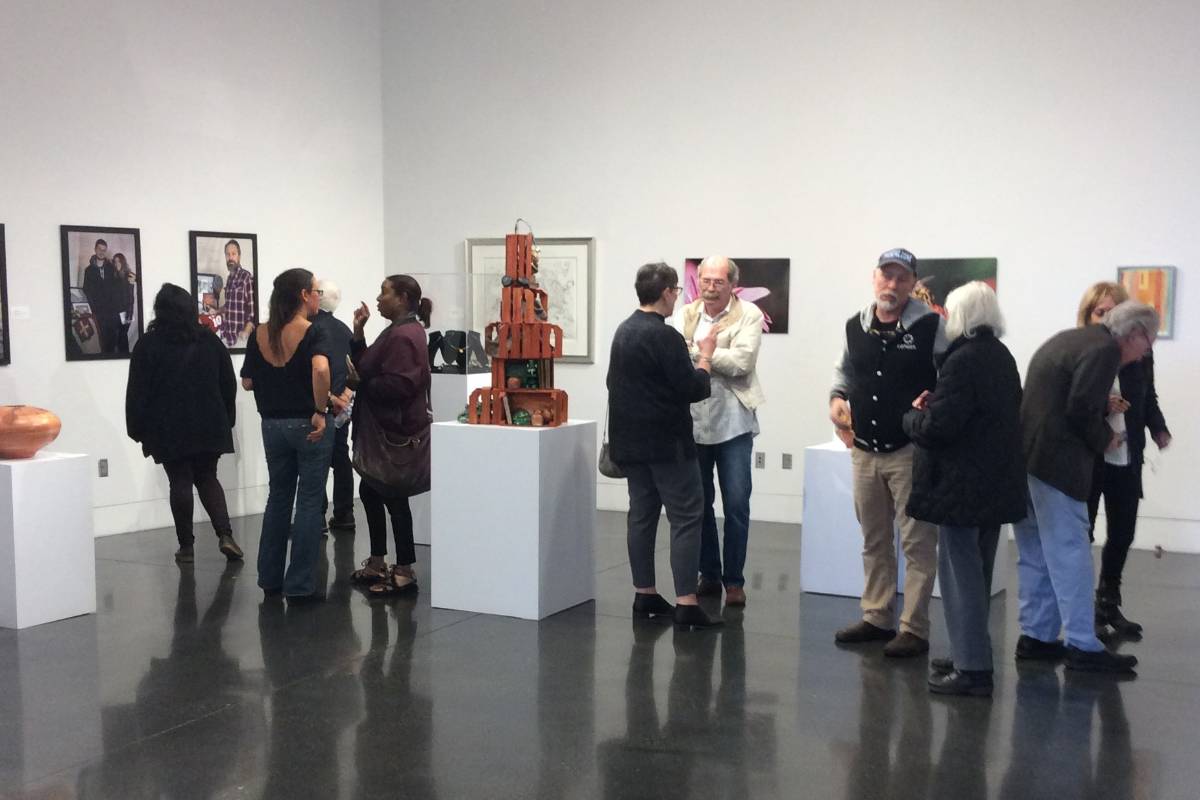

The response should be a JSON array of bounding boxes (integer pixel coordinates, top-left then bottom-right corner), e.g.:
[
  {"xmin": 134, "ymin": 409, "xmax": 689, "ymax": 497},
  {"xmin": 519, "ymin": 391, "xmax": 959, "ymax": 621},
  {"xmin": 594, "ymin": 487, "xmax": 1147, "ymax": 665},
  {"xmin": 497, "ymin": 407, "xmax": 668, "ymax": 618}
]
[{"xmin": 902, "ymin": 329, "xmax": 1027, "ymax": 527}]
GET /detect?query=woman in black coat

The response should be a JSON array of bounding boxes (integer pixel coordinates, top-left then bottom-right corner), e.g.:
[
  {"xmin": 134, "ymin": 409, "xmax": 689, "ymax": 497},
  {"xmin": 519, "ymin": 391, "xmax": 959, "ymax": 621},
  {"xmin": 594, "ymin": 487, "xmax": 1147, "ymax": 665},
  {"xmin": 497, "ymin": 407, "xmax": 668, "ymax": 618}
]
[
  {"xmin": 1077, "ymin": 282, "xmax": 1172, "ymax": 638},
  {"xmin": 126, "ymin": 284, "xmax": 243, "ymax": 563},
  {"xmin": 902, "ymin": 281, "xmax": 1026, "ymax": 696}
]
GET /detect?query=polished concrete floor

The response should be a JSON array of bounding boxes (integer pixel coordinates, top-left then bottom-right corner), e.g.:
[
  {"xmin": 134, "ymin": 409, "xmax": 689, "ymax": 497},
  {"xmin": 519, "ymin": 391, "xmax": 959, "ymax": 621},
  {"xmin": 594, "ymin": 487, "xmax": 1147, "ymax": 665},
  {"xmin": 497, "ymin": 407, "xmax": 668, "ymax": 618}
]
[{"xmin": 2, "ymin": 508, "xmax": 1198, "ymax": 799}]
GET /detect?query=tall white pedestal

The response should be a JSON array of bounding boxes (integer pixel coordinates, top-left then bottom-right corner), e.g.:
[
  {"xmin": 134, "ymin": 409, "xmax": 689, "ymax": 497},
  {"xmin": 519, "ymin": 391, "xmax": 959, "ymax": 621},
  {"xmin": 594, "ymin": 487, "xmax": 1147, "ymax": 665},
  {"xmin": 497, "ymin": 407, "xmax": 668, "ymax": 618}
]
[
  {"xmin": 411, "ymin": 372, "xmax": 492, "ymax": 546},
  {"xmin": 0, "ymin": 452, "xmax": 96, "ymax": 629},
  {"xmin": 800, "ymin": 441, "xmax": 1007, "ymax": 599},
  {"xmin": 431, "ymin": 420, "xmax": 597, "ymax": 620}
]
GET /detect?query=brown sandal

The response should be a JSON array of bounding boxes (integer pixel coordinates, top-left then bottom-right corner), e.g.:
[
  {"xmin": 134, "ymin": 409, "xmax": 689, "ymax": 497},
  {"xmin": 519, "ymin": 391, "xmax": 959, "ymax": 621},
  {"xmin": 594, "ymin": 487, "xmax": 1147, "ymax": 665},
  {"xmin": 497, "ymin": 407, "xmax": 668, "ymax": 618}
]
[{"xmin": 350, "ymin": 558, "xmax": 388, "ymax": 584}]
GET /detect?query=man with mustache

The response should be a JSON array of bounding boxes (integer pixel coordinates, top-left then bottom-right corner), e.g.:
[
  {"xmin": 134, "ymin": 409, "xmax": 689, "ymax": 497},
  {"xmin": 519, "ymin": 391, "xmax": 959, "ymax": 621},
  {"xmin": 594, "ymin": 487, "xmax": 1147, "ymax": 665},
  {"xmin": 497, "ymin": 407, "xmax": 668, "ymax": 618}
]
[
  {"xmin": 829, "ymin": 248, "xmax": 948, "ymax": 657},
  {"xmin": 219, "ymin": 239, "xmax": 255, "ymax": 347}
]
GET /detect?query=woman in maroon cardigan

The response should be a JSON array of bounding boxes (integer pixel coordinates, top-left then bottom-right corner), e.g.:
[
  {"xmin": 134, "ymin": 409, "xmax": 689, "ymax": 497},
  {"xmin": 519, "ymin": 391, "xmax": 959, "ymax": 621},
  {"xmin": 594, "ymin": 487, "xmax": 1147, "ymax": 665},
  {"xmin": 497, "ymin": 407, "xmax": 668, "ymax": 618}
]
[{"xmin": 348, "ymin": 274, "xmax": 433, "ymax": 595}]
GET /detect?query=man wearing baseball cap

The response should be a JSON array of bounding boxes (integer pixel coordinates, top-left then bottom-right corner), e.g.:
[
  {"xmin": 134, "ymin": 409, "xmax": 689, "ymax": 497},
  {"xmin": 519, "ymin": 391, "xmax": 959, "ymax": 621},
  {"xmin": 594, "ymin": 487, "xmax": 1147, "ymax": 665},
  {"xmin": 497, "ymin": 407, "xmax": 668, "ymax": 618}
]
[{"xmin": 829, "ymin": 248, "xmax": 948, "ymax": 657}]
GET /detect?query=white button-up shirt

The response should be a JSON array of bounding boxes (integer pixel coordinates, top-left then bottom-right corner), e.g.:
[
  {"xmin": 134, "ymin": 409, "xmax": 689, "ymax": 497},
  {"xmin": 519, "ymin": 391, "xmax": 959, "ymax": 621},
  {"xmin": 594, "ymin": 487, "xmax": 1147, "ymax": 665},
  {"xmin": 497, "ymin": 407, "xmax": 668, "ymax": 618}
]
[{"xmin": 690, "ymin": 302, "xmax": 759, "ymax": 445}]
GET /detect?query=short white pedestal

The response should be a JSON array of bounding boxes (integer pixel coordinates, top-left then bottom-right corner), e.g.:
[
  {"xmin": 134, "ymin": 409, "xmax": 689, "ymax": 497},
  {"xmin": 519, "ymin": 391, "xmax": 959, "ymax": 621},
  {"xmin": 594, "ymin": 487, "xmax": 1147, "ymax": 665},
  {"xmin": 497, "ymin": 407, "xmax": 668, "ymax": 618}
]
[
  {"xmin": 411, "ymin": 372, "xmax": 492, "ymax": 546},
  {"xmin": 431, "ymin": 420, "xmax": 596, "ymax": 620},
  {"xmin": 0, "ymin": 452, "xmax": 96, "ymax": 629},
  {"xmin": 800, "ymin": 441, "xmax": 1006, "ymax": 598}
]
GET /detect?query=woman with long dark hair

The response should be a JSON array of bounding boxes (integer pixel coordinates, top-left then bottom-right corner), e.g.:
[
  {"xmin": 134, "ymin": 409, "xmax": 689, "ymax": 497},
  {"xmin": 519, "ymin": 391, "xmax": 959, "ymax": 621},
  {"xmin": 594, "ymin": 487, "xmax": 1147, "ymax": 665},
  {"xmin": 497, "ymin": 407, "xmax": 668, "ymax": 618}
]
[
  {"xmin": 348, "ymin": 274, "xmax": 432, "ymax": 596},
  {"xmin": 112, "ymin": 252, "xmax": 137, "ymax": 353},
  {"xmin": 1077, "ymin": 281, "xmax": 1172, "ymax": 639},
  {"xmin": 241, "ymin": 268, "xmax": 332, "ymax": 602},
  {"xmin": 126, "ymin": 283, "xmax": 243, "ymax": 563}
]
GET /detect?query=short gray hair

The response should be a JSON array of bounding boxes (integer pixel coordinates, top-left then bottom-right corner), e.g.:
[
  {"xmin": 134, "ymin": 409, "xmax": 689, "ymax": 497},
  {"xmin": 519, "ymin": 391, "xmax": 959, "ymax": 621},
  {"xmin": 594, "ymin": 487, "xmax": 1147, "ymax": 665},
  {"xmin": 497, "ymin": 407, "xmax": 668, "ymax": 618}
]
[
  {"xmin": 317, "ymin": 279, "xmax": 341, "ymax": 313},
  {"xmin": 1102, "ymin": 300, "xmax": 1158, "ymax": 340},
  {"xmin": 698, "ymin": 255, "xmax": 739, "ymax": 286},
  {"xmin": 944, "ymin": 281, "xmax": 1004, "ymax": 340}
]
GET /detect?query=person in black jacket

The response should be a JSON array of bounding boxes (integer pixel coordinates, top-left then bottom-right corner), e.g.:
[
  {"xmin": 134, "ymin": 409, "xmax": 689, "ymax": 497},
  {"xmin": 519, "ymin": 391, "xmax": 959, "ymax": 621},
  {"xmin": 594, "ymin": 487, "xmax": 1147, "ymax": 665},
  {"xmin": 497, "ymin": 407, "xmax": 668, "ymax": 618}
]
[
  {"xmin": 608, "ymin": 262, "xmax": 721, "ymax": 630},
  {"xmin": 312, "ymin": 279, "xmax": 356, "ymax": 532},
  {"xmin": 126, "ymin": 283, "xmax": 243, "ymax": 563},
  {"xmin": 1077, "ymin": 282, "xmax": 1172, "ymax": 639},
  {"xmin": 902, "ymin": 282, "xmax": 1025, "ymax": 696}
]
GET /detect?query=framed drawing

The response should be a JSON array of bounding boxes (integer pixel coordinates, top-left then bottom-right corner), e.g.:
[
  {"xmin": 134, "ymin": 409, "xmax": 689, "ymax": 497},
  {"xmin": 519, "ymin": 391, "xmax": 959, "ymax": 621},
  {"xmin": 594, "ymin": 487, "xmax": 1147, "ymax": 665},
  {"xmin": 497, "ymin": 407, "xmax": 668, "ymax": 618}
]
[
  {"xmin": 683, "ymin": 257, "xmax": 791, "ymax": 333},
  {"xmin": 60, "ymin": 225, "xmax": 144, "ymax": 361},
  {"xmin": 466, "ymin": 236, "xmax": 595, "ymax": 363},
  {"xmin": 1118, "ymin": 266, "xmax": 1176, "ymax": 339},
  {"xmin": 189, "ymin": 231, "xmax": 259, "ymax": 352},
  {"xmin": 0, "ymin": 224, "xmax": 8, "ymax": 366}
]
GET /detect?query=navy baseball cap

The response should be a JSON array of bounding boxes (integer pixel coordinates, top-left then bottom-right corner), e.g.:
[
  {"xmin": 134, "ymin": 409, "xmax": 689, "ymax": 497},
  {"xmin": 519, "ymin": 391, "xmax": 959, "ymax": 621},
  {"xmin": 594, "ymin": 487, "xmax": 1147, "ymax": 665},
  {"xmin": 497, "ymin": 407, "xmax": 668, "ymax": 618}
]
[{"xmin": 877, "ymin": 248, "xmax": 917, "ymax": 275}]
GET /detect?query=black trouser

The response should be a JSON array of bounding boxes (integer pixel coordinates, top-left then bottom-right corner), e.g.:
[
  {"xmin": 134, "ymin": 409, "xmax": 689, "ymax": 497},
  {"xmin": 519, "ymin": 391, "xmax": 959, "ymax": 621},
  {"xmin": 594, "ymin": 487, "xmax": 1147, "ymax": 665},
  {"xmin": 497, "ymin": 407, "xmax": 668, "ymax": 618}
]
[
  {"xmin": 360, "ymin": 480, "xmax": 415, "ymax": 565},
  {"xmin": 162, "ymin": 453, "xmax": 233, "ymax": 547},
  {"xmin": 623, "ymin": 457, "xmax": 703, "ymax": 598},
  {"xmin": 322, "ymin": 423, "xmax": 354, "ymax": 519},
  {"xmin": 1086, "ymin": 461, "xmax": 1142, "ymax": 585}
]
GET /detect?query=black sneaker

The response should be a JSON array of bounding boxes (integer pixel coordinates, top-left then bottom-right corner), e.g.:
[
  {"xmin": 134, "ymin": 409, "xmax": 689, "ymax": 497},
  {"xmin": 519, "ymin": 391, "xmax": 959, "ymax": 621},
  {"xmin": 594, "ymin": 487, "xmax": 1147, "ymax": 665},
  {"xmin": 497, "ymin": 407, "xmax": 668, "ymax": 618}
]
[
  {"xmin": 835, "ymin": 620, "xmax": 897, "ymax": 644},
  {"xmin": 1015, "ymin": 635, "xmax": 1067, "ymax": 661},
  {"xmin": 931, "ymin": 657, "xmax": 955, "ymax": 675},
  {"xmin": 1065, "ymin": 646, "xmax": 1137, "ymax": 674},
  {"xmin": 928, "ymin": 669, "xmax": 993, "ymax": 697}
]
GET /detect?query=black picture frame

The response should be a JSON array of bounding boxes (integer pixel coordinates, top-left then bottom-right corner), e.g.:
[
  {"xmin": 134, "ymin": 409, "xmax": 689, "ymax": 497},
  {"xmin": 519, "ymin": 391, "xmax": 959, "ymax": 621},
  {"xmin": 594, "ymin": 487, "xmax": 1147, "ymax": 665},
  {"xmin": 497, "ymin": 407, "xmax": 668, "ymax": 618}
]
[
  {"xmin": 60, "ymin": 225, "xmax": 144, "ymax": 362},
  {"xmin": 189, "ymin": 231, "xmax": 259, "ymax": 353},
  {"xmin": 0, "ymin": 224, "xmax": 9, "ymax": 366}
]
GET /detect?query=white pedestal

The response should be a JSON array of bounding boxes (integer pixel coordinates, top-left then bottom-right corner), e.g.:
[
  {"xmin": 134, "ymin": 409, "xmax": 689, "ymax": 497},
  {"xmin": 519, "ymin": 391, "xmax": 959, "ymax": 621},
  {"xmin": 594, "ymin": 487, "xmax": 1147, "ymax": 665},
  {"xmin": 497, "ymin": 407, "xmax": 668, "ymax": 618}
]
[
  {"xmin": 431, "ymin": 420, "xmax": 597, "ymax": 620},
  {"xmin": 0, "ymin": 452, "xmax": 96, "ymax": 628},
  {"xmin": 800, "ymin": 441, "xmax": 1007, "ymax": 598},
  {"xmin": 411, "ymin": 372, "xmax": 492, "ymax": 546}
]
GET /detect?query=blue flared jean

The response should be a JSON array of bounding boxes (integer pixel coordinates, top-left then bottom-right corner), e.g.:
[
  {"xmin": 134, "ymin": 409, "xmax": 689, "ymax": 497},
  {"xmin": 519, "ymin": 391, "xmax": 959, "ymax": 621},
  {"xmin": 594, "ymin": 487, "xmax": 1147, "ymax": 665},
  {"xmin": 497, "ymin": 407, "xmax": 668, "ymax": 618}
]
[
  {"xmin": 258, "ymin": 416, "xmax": 334, "ymax": 597},
  {"xmin": 697, "ymin": 431, "xmax": 754, "ymax": 588}
]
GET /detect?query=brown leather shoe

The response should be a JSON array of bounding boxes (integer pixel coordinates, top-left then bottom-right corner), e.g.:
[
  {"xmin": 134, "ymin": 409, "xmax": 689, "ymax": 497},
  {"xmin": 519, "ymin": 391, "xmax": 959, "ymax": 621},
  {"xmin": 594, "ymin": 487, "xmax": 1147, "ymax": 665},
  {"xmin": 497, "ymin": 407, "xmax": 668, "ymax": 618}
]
[
  {"xmin": 696, "ymin": 577, "xmax": 723, "ymax": 597},
  {"xmin": 883, "ymin": 631, "xmax": 930, "ymax": 658},
  {"xmin": 834, "ymin": 620, "xmax": 896, "ymax": 644},
  {"xmin": 725, "ymin": 586, "xmax": 746, "ymax": 606}
]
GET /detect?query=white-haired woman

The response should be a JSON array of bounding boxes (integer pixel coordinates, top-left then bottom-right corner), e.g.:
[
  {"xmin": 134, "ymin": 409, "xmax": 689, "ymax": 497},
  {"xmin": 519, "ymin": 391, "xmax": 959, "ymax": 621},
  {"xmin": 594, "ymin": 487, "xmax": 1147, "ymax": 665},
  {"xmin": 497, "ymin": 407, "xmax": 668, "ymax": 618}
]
[{"xmin": 901, "ymin": 281, "xmax": 1026, "ymax": 696}]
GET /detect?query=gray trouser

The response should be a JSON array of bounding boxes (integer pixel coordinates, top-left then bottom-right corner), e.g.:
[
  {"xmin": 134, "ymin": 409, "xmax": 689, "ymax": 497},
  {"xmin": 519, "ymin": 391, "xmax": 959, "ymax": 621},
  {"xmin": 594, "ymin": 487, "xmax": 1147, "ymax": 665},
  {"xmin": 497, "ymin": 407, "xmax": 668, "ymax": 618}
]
[
  {"xmin": 938, "ymin": 524, "xmax": 1001, "ymax": 672},
  {"xmin": 623, "ymin": 458, "xmax": 703, "ymax": 598}
]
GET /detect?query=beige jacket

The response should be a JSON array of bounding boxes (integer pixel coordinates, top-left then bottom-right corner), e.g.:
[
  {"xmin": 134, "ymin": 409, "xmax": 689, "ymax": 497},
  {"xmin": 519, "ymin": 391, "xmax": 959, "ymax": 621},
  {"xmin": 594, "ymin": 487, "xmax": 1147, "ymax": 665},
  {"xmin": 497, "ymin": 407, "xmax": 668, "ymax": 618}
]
[{"xmin": 675, "ymin": 296, "xmax": 765, "ymax": 411}]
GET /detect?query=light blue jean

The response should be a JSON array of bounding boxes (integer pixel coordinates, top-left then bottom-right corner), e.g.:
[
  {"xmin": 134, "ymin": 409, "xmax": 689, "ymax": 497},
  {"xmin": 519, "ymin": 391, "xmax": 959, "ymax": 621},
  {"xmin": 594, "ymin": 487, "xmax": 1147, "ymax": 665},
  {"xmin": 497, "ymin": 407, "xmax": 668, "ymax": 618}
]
[
  {"xmin": 1013, "ymin": 474, "xmax": 1104, "ymax": 652},
  {"xmin": 258, "ymin": 416, "xmax": 334, "ymax": 598}
]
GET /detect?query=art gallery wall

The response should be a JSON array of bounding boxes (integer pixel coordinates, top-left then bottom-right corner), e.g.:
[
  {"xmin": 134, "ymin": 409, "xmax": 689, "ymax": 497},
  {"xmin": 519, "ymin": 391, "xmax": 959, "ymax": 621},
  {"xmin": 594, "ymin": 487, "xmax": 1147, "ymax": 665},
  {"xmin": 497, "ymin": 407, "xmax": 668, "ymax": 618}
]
[
  {"xmin": 381, "ymin": 0, "xmax": 1200, "ymax": 552},
  {"xmin": 0, "ymin": 0, "xmax": 388, "ymax": 536}
]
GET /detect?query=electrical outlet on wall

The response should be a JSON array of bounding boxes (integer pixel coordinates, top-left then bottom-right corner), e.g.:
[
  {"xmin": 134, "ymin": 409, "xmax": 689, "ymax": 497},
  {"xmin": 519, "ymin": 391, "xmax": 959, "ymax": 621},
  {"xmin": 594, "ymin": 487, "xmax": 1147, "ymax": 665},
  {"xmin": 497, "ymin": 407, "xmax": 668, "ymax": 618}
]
[
  {"xmin": 754, "ymin": 452, "xmax": 766, "ymax": 469},
  {"xmin": 98, "ymin": 458, "xmax": 108, "ymax": 478},
  {"xmin": 782, "ymin": 453, "xmax": 793, "ymax": 469}
]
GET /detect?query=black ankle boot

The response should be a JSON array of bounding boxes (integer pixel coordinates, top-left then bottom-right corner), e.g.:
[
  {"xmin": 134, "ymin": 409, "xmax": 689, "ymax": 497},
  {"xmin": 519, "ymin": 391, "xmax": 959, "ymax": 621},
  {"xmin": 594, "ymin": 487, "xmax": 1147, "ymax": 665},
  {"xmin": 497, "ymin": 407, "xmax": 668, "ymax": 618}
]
[{"xmin": 1096, "ymin": 579, "xmax": 1143, "ymax": 637}]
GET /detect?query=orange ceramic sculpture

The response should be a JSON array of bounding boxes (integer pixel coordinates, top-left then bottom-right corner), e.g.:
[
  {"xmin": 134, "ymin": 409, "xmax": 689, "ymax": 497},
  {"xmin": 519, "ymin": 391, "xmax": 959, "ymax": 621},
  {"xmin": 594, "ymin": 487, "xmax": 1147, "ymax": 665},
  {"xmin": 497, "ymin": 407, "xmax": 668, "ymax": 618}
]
[{"xmin": 0, "ymin": 405, "xmax": 63, "ymax": 459}]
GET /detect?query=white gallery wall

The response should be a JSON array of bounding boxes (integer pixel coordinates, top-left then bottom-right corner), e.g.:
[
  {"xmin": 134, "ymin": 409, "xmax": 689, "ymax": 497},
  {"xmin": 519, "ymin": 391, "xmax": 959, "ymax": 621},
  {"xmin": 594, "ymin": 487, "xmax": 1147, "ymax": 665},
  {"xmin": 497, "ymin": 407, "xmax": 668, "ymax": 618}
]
[
  {"xmin": 380, "ymin": 1, "xmax": 1198, "ymax": 552},
  {"xmin": 0, "ymin": 0, "xmax": 387, "ymax": 535}
]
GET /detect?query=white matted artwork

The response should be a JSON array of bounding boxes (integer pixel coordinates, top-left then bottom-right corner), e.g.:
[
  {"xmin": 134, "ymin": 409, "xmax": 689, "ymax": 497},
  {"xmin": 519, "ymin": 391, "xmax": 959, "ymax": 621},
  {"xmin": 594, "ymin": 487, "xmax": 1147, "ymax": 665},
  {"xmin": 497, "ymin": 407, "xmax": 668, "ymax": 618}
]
[{"xmin": 466, "ymin": 236, "xmax": 595, "ymax": 363}]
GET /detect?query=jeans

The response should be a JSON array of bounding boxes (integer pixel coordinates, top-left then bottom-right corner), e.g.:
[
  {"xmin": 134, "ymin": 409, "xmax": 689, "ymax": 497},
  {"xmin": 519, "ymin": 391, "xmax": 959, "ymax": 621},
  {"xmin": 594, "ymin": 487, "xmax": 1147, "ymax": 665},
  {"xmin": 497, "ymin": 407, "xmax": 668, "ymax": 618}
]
[
  {"xmin": 259, "ymin": 416, "xmax": 334, "ymax": 597},
  {"xmin": 161, "ymin": 452, "xmax": 233, "ymax": 547},
  {"xmin": 938, "ymin": 525, "xmax": 1000, "ymax": 672},
  {"xmin": 1013, "ymin": 474, "xmax": 1104, "ymax": 652},
  {"xmin": 696, "ymin": 432, "xmax": 754, "ymax": 588},
  {"xmin": 623, "ymin": 457, "xmax": 703, "ymax": 598}
]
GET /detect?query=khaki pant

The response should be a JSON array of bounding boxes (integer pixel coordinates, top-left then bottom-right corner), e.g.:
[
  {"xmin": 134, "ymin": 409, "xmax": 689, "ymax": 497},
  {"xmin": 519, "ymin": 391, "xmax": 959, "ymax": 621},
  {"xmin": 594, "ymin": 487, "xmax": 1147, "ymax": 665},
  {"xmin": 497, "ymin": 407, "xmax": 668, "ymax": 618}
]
[{"xmin": 851, "ymin": 445, "xmax": 938, "ymax": 638}]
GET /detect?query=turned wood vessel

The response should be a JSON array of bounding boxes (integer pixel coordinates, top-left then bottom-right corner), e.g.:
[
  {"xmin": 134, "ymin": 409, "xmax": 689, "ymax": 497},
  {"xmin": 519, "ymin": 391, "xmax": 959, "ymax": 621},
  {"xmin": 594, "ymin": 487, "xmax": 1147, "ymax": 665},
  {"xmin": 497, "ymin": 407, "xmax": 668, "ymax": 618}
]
[{"xmin": 0, "ymin": 405, "xmax": 63, "ymax": 459}]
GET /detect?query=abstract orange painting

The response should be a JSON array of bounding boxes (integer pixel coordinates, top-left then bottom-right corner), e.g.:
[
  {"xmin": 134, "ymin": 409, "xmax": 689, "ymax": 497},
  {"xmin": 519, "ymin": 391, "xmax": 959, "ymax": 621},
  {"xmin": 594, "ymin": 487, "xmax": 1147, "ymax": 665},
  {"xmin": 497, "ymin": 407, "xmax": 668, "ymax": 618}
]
[{"xmin": 1117, "ymin": 266, "xmax": 1176, "ymax": 339}]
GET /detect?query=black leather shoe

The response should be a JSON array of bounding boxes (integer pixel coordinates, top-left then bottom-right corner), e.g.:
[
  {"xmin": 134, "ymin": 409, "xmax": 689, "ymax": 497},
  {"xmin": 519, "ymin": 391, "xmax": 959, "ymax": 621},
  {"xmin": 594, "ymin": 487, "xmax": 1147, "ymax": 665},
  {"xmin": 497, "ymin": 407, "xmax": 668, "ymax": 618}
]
[
  {"xmin": 928, "ymin": 669, "xmax": 993, "ymax": 697},
  {"xmin": 883, "ymin": 632, "xmax": 930, "ymax": 658},
  {"xmin": 835, "ymin": 620, "xmax": 897, "ymax": 644},
  {"xmin": 632, "ymin": 593, "xmax": 674, "ymax": 619},
  {"xmin": 931, "ymin": 657, "xmax": 955, "ymax": 675},
  {"xmin": 218, "ymin": 535, "xmax": 244, "ymax": 561},
  {"xmin": 1015, "ymin": 635, "xmax": 1067, "ymax": 661},
  {"xmin": 696, "ymin": 577, "xmax": 723, "ymax": 597},
  {"xmin": 674, "ymin": 604, "xmax": 723, "ymax": 630},
  {"xmin": 1065, "ymin": 646, "xmax": 1137, "ymax": 674},
  {"xmin": 1096, "ymin": 602, "xmax": 1143, "ymax": 638},
  {"xmin": 174, "ymin": 545, "xmax": 194, "ymax": 563}
]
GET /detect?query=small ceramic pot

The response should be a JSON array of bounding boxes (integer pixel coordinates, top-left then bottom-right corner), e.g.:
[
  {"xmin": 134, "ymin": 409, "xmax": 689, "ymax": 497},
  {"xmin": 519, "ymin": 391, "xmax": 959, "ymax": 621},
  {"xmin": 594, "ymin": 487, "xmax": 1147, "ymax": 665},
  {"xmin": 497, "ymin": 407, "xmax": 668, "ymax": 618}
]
[{"xmin": 0, "ymin": 406, "xmax": 63, "ymax": 459}]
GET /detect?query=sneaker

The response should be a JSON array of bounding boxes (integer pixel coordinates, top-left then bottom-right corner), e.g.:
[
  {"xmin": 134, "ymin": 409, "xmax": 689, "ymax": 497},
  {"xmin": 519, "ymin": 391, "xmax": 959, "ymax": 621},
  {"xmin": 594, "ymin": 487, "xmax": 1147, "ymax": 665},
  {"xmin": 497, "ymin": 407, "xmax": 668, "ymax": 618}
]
[
  {"xmin": 928, "ymin": 669, "xmax": 993, "ymax": 697},
  {"xmin": 1065, "ymin": 646, "xmax": 1137, "ymax": 674},
  {"xmin": 931, "ymin": 657, "xmax": 955, "ymax": 675},
  {"xmin": 1015, "ymin": 635, "xmax": 1067, "ymax": 661},
  {"xmin": 834, "ymin": 620, "xmax": 897, "ymax": 644},
  {"xmin": 696, "ymin": 577, "xmax": 723, "ymax": 597},
  {"xmin": 883, "ymin": 631, "xmax": 930, "ymax": 658}
]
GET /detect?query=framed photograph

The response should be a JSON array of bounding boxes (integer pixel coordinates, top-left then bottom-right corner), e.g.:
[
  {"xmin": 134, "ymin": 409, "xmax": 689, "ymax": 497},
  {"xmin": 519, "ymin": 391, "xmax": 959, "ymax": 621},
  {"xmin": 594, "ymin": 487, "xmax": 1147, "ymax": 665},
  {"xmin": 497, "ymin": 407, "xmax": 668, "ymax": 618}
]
[
  {"xmin": 60, "ymin": 225, "xmax": 144, "ymax": 361},
  {"xmin": 909, "ymin": 257, "xmax": 998, "ymax": 318},
  {"xmin": 189, "ymin": 231, "xmax": 259, "ymax": 352},
  {"xmin": 683, "ymin": 257, "xmax": 791, "ymax": 333},
  {"xmin": 1118, "ymin": 266, "xmax": 1176, "ymax": 339},
  {"xmin": 0, "ymin": 224, "xmax": 8, "ymax": 366},
  {"xmin": 466, "ymin": 236, "xmax": 595, "ymax": 363}
]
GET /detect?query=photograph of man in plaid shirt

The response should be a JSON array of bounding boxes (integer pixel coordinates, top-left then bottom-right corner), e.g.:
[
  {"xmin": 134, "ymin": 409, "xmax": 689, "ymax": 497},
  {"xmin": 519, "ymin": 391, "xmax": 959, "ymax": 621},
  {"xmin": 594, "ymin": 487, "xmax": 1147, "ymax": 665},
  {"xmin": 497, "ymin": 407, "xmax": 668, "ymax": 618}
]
[{"xmin": 220, "ymin": 239, "xmax": 255, "ymax": 347}]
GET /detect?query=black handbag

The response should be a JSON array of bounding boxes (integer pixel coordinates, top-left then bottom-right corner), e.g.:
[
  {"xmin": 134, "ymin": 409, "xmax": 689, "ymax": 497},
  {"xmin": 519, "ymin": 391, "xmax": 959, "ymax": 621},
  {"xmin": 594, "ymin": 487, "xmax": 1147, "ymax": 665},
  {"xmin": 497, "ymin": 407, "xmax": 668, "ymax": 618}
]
[
  {"xmin": 352, "ymin": 393, "xmax": 432, "ymax": 498},
  {"xmin": 598, "ymin": 408, "xmax": 625, "ymax": 479}
]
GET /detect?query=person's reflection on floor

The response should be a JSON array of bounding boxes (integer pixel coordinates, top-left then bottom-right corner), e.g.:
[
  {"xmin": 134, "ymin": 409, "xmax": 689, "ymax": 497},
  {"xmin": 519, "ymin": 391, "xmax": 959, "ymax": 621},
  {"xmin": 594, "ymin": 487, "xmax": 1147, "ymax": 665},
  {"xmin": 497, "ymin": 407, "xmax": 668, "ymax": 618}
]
[
  {"xmin": 928, "ymin": 694, "xmax": 993, "ymax": 799},
  {"xmin": 1087, "ymin": 674, "xmax": 1135, "ymax": 799},
  {"xmin": 839, "ymin": 655, "xmax": 932, "ymax": 800},
  {"xmin": 712, "ymin": 609, "xmax": 777, "ymax": 797},
  {"xmin": 999, "ymin": 665, "xmax": 1070, "ymax": 799},
  {"xmin": 353, "ymin": 597, "xmax": 435, "ymax": 800}
]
